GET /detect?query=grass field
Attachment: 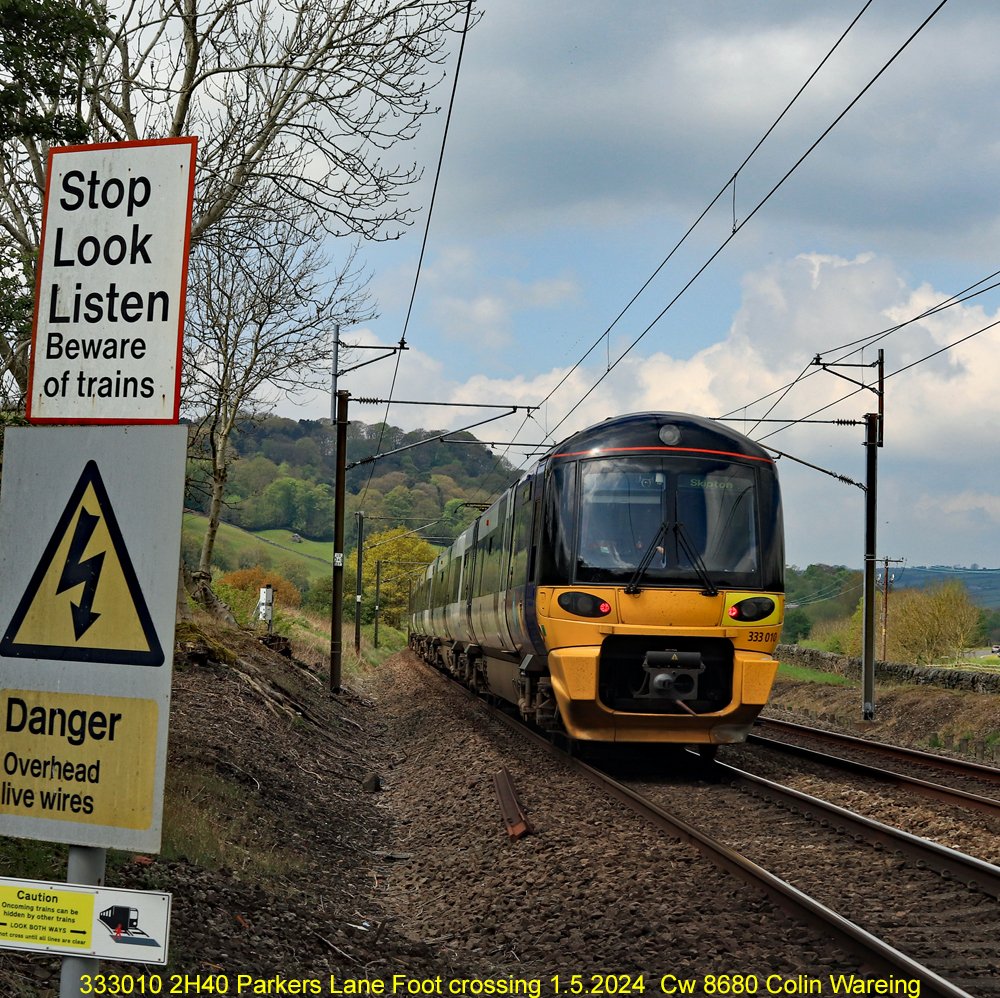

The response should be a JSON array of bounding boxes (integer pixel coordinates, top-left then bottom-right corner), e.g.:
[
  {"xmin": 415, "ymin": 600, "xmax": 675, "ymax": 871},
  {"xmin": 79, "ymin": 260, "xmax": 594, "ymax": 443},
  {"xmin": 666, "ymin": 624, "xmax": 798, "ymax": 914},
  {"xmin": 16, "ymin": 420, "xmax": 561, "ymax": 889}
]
[{"xmin": 182, "ymin": 512, "xmax": 332, "ymax": 587}]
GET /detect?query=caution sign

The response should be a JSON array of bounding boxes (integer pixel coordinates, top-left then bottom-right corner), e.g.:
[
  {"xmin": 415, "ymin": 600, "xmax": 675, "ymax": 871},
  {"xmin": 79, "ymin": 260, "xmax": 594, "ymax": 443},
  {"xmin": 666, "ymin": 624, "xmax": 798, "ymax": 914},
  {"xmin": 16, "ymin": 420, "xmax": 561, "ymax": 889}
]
[
  {"xmin": 0, "ymin": 879, "xmax": 92, "ymax": 951},
  {"xmin": 0, "ymin": 877, "xmax": 170, "ymax": 964},
  {"xmin": 0, "ymin": 460, "xmax": 162, "ymax": 666}
]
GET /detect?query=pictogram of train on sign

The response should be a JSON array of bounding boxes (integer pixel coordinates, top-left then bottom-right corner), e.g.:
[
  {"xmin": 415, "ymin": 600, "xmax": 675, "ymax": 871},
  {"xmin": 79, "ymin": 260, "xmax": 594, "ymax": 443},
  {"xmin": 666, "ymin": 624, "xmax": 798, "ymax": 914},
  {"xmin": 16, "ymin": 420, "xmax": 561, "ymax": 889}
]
[{"xmin": 98, "ymin": 905, "xmax": 160, "ymax": 947}]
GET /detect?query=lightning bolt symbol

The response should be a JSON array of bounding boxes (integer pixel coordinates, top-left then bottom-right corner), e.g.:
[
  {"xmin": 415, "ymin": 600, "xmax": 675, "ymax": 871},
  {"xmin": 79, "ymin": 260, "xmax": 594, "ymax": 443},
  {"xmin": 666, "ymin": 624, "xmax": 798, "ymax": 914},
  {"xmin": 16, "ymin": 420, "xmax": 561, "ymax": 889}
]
[{"xmin": 56, "ymin": 506, "xmax": 106, "ymax": 640}]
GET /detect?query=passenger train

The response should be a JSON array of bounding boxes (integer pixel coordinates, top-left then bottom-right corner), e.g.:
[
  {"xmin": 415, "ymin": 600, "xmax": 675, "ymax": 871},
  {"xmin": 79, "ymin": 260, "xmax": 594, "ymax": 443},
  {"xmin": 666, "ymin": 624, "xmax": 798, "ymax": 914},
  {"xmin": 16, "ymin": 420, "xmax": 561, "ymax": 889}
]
[{"xmin": 408, "ymin": 412, "xmax": 784, "ymax": 749}]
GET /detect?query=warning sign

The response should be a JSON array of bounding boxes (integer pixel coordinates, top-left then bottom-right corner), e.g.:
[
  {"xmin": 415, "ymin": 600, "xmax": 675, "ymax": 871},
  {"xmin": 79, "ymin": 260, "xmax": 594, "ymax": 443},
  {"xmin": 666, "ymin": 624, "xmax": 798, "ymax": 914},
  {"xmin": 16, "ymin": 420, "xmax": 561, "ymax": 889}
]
[
  {"xmin": 27, "ymin": 137, "xmax": 196, "ymax": 424},
  {"xmin": 0, "ymin": 876, "xmax": 170, "ymax": 964},
  {"xmin": 0, "ymin": 460, "xmax": 162, "ymax": 665},
  {"xmin": 0, "ymin": 425, "xmax": 186, "ymax": 850},
  {"xmin": 0, "ymin": 688, "xmax": 158, "ymax": 829}
]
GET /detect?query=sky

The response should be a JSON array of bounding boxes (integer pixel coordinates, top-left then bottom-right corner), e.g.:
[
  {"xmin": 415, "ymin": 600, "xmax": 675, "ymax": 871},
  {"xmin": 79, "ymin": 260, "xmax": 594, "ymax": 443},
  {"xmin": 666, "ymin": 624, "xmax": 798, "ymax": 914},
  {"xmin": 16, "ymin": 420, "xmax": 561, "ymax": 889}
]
[{"xmin": 278, "ymin": 0, "xmax": 1000, "ymax": 572}]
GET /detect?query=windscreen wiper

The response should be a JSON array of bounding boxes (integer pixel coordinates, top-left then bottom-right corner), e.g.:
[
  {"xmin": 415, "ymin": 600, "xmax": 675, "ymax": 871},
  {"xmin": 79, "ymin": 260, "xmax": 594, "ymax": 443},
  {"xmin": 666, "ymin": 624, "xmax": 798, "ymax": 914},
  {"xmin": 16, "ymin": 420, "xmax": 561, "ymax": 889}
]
[
  {"xmin": 624, "ymin": 521, "xmax": 669, "ymax": 595},
  {"xmin": 674, "ymin": 521, "xmax": 719, "ymax": 596},
  {"xmin": 624, "ymin": 520, "xmax": 719, "ymax": 597}
]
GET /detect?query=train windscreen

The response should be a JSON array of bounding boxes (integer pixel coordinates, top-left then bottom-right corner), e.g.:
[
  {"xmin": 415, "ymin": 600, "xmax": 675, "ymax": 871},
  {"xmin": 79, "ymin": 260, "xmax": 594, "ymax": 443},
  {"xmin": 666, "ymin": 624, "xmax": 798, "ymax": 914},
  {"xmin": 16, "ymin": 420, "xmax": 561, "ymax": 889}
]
[{"xmin": 574, "ymin": 456, "xmax": 761, "ymax": 587}]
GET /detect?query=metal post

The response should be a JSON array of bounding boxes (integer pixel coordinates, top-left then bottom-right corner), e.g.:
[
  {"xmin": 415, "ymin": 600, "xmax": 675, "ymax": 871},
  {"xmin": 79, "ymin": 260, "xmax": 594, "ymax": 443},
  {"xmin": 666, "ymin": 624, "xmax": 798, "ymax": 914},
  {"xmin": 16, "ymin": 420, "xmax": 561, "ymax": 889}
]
[
  {"xmin": 59, "ymin": 846, "xmax": 106, "ymax": 998},
  {"xmin": 354, "ymin": 510, "xmax": 364, "ymax": 653},
  {"xmin": 374, "ymin": 559, "xmax": 381, "ymax": 649},
  {"xmin": 330, "ymin": 324, "xmax": 340, "ymax": 416},
  {"xmin": 881, "ymin": 562, "xmax": 890, "ymax": 662},
  {"xmin": 330, "ymin": 390, "xmax": 349, "ymax": 694},
  {"xmin": 861, "ymin": 412, "xmax": 879, "ymax": 720}
]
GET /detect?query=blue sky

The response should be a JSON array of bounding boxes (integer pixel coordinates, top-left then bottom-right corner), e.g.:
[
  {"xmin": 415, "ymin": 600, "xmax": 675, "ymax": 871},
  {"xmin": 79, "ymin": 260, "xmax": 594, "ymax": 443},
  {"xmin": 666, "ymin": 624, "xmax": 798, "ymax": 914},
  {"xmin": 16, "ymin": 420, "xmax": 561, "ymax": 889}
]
[{"xmin": 281, "ymin": 0, "xmax": 1000, "ymax": 571}]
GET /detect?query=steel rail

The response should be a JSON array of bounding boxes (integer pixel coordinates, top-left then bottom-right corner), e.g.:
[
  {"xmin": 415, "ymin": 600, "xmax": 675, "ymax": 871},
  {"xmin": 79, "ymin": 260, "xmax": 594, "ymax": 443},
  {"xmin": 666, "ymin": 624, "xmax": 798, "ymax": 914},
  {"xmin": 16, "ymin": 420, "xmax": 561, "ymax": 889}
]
[
  {"xmin": 747, "ymin": 732, "xmax": 1000, "ymax": 816},
  {"xmin": 758, "ymin": 717, "xmax": 1000, "ymax": 783},
  {"xmin": 707, "ymin": 756, "xmax": 1000, "ymax": 900},
  {"xmin": 417, "ymin": 661, "xmax": 977, "ymax": 998}
]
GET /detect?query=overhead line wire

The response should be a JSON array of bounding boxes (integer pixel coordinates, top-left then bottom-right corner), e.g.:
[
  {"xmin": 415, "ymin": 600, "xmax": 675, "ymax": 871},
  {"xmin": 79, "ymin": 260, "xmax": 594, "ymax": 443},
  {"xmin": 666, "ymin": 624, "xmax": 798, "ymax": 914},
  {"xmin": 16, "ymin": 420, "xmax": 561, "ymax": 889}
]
[
  {"xmin": 529, "ymin": 0, "xmax": 878, "ymax": 428},
  {"xmin": 359, "ymin": 0, "xmax": 475, "ymax": 507},
  {"xmin": 545, "ymin": 0, "xmax": 950, "ymax": 443},
  {"xmin": 751, "ymin": 312, "xmax": 1000, "ymax": 444},
  {"xmin": 720, "ymin": 261, "xmax": 1000, "ymax": 425}
]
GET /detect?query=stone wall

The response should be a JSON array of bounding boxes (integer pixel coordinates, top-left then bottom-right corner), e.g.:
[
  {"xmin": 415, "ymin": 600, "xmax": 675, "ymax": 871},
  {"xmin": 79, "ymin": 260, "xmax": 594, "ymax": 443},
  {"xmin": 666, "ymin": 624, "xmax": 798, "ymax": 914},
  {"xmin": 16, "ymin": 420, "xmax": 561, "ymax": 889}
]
[{"xmin": 776, "ymin": 643, "xmax": 1000, "ymax": 694}]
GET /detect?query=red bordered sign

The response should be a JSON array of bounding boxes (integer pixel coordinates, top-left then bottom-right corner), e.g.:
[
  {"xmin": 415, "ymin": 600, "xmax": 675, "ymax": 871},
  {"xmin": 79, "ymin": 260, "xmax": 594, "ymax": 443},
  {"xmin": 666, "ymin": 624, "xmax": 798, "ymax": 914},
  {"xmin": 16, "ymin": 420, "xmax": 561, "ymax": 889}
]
[{"xmin": 27, "ymin": 137, "xmax": 197, "ymax": 424}]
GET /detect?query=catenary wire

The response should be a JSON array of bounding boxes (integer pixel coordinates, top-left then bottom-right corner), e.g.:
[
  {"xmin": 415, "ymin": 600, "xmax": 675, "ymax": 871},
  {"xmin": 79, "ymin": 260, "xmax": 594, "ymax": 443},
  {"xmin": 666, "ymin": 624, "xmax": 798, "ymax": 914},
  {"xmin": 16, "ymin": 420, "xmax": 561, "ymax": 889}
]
[
  {"xmin": 464, "ymin": 1, "xmax": 884, "ymax": 502},
  {"xmin": 543, "ymin": 0, "xmax": 951, "ymax": 444},
  {"xmin": 526, "ymin": 0, "xmax": 878, "ymax": 426},
  {"xmin": 359, "ymin": 0, "xmax": 475, "ymax": 507},
  {"xmin": 720, "ymin": 266, "xmax": 1000, "ymax": 425}
]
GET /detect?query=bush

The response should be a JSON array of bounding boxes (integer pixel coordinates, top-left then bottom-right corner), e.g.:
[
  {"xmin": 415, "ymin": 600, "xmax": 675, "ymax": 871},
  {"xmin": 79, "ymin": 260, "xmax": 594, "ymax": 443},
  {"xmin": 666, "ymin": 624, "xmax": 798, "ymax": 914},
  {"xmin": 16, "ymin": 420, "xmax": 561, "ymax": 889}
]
[{"xmin": 216, "ymin": 566, "xmax": 301, "ymax": 608}]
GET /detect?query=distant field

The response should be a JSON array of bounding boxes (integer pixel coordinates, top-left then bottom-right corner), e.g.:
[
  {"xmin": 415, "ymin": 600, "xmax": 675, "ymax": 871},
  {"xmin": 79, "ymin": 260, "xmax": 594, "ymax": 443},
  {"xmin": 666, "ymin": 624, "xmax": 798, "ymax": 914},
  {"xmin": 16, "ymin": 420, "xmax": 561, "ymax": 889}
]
[
  {"xmin": 255, "ymin": 529, "xmax": 333, "ymax": 565},
  {"xmin": 896, "ymin": 567, "xmax": 1000, "ymax": 608},
  {"xmin": 182, "ymin": 513, "xmax": 331, "ymax": 585}
]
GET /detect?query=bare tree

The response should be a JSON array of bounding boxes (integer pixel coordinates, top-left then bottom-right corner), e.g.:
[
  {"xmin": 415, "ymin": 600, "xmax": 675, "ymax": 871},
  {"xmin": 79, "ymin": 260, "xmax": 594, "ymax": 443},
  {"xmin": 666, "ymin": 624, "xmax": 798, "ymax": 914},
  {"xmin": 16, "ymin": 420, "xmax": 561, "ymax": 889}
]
[
  {"xmin": 183, "ymin": 197, "xmax": 373, "ymax": 601},
  {"xmin": 0, "ymin": 0, "xmax": 474, "ymax": 399}
]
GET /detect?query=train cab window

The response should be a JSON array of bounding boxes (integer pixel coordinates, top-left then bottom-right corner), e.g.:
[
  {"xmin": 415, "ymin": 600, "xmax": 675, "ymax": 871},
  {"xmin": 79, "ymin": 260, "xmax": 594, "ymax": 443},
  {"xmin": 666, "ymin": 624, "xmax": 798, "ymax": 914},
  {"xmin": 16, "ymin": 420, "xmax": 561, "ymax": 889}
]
[{"xmin": 573, "ymin": 457, "xmax": 761, "ymax": 587}]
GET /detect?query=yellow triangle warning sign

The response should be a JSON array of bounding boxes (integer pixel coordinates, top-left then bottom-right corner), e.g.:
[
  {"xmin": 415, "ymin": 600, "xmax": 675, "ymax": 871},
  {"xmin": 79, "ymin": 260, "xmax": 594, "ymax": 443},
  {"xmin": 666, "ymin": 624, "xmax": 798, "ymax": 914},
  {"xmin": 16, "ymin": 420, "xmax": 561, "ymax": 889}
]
[{"xmin": 0, "ymin": 460, "xmax": 163, "ymax": 666}]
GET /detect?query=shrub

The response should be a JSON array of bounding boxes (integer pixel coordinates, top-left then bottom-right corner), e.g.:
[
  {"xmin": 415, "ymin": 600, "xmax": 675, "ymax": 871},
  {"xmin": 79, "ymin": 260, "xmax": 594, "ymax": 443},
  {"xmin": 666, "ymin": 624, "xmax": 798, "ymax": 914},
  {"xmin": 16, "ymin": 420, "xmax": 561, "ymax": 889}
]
[{"xmin": 216, "ymin": 566, "xmax": 301, "ymax": 608}]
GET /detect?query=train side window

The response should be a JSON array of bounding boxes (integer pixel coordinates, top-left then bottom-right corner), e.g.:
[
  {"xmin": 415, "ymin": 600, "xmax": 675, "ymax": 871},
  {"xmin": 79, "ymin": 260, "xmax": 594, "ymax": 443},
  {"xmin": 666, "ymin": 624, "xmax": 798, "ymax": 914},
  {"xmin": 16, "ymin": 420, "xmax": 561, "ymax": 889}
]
[
  {"xmin": 539, "ymin": 464, "xmax": 575, "ymax": 584},
  {"xmin": 510, "ymin": 482, "xmax": 532, "ymax": 586}
]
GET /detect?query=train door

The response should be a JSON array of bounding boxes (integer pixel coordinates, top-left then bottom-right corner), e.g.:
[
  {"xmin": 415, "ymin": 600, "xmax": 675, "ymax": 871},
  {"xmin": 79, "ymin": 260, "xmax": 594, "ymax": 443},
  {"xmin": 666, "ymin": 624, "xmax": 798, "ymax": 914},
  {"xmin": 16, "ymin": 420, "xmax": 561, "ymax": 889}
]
[
  {"xmin": 493, "ymin": 493, "xmax": 516, "ymax": 653},
  {"xmin": 504, "ymin": 478, "xmax": 534, "ymax": 650},
  {"xmin": 470, "ymin": 499, "xmax": 502, "ymax": 652}
]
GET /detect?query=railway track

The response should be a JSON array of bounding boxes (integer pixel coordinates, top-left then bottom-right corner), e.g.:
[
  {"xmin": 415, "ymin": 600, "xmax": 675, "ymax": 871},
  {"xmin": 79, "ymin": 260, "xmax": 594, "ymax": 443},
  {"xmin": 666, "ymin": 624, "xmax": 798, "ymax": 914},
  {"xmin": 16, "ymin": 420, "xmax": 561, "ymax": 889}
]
[
  {"xmin": 626, "ymin": 755, "xmax": 1000, "ymax": 998},
  {"xmin": 420, "ymin": 663, "xmax": 1000, "ymax": 998},
  {"xmin": 754, "ymin": 717, "xmax": 1000, "ymax": 806}
]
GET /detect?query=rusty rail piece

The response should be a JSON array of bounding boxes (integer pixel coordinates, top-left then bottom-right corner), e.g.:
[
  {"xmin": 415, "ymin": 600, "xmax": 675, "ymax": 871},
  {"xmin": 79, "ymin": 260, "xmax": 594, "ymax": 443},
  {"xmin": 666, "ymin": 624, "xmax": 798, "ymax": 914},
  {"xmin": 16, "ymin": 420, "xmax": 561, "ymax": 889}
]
[{"xmin": 493, "ymin": 767, "xmax": 534, "ymax": 839}]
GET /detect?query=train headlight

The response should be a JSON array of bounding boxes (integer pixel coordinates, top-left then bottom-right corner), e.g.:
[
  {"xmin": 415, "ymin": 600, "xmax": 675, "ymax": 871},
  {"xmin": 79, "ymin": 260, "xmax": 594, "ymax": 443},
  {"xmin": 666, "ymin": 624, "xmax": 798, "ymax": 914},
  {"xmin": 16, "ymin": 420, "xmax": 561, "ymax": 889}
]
[
  {"xmin": 658, "ymin": 423, "xmax": 682, "ymax": 445},
  {"xmin": 557, "ymin": 592, "xmax": 612, "ymax": 617},
  {"xmin": 727, "ymin": 597, "xmax": 776, "ymax": 621}
]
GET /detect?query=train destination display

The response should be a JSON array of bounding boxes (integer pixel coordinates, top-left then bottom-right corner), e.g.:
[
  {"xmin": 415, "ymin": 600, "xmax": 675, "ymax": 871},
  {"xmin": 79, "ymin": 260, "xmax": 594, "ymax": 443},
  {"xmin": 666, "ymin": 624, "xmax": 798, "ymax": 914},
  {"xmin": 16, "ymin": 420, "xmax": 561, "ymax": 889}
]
[{"xmin": 27, "ymin": 137, "xmax": 196, "ymax": 424}]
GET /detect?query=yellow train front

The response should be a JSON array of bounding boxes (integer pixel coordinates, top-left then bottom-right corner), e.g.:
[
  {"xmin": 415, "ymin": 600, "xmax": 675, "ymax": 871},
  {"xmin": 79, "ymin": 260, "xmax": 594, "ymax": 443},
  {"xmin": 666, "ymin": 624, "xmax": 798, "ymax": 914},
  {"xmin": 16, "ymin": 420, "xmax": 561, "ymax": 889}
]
[{"xmin": 409, "ymin": 412, "xmax": 784, "ymax": 748}]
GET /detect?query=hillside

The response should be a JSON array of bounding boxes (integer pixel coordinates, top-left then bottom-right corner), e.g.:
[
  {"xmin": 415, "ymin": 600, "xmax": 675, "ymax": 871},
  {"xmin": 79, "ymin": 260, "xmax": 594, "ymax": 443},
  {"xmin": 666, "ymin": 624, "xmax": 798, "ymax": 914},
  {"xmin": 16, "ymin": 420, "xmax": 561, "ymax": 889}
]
[{"xmin": 186, "ymin": 415, "xmax": 522, "ymax": 558}]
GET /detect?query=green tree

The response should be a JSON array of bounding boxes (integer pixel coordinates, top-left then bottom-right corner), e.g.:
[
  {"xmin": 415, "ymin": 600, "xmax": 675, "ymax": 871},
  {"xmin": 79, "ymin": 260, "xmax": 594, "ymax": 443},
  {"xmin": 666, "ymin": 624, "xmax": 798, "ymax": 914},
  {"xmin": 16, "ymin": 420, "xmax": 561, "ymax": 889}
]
[
  {"xmin": 781, "ymin": 607, "xmax": 812, "ymax": 644},
  {"xmin": 836, "ymin": 580, "xmax": 983, "ymax": 664},
  {"xmin": 0, "ymin": 0, "xmax": 104, "ymax": 143},
  {"xmin": 0, "ymin": 0, "xmax": 105, "ymax": 401},
  {"xmin": 347, "ymin": 527, "xmax": 435, "ymax": 626}
]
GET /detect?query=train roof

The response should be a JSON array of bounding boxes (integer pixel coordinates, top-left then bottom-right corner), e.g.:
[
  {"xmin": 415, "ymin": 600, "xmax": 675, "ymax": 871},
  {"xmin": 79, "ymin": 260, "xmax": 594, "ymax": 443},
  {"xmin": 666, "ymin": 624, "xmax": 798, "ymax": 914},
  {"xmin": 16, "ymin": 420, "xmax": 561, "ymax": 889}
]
[{"xmin": 542, "ymin": 411, "xmax": 774, "ymax": 464}]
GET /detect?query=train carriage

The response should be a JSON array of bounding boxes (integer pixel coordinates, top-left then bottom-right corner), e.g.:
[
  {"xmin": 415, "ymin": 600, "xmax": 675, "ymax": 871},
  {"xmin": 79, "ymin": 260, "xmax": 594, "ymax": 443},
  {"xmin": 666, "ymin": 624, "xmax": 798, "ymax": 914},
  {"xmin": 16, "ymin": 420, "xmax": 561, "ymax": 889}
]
[{"xmin": 409, "ymin": 412, "xmax": 784, "ymax": 747}]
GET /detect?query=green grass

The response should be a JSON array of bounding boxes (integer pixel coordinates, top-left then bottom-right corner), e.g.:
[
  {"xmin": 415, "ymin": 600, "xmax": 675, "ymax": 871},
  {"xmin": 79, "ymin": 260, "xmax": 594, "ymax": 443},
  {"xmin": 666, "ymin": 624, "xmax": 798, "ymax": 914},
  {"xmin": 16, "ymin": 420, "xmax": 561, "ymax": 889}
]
[
  {"xmin": 182, "ymin": 512, "xmax": 331, "ymax": 585},
  {"xmin": 776, "ymin": 661, "xmax": 852, "ymax": 685},
  {"xmin": 255, "ymin": 529, "xmax": 332, "ymax": 564},
  {"xmin": 159, "ymin": 763, "xmax": 303, "ymax": 877}
]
